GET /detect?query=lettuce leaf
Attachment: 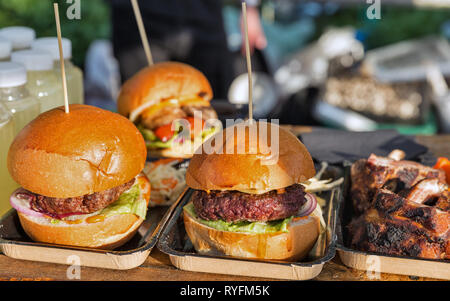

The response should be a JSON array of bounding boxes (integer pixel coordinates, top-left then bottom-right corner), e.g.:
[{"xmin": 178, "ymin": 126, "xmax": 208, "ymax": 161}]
[
  {"xmin": 100, "ymin": 184, "xmax": 147, "ymax": 219},
  {"xmin": 183, "ymin": 202, "xmax": 292, "ymax": 234},
  {"xmin": 138, "ymin": 125, "xmax": 157, "ymax": 142},
  {"xmin": 139, "ymin": 123, "xmax": 178, "ymax": 149},
  {"xmin": 201, "ymin": 126, "xmax": 218, "ymax": 140}
]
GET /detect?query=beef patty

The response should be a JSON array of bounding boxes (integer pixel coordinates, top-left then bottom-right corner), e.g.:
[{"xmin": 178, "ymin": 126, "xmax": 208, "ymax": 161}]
[
  {"xmin": 192, "ymin": 183, "xmax": 307, "ymax": 222},
  {"xmin": 20, "ymin": 178, "xmax": 136, "ymax": 218}
]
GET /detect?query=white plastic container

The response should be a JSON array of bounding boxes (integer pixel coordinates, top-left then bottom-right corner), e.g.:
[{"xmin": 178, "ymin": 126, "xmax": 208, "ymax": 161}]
[
  {"xmin": 0, "ymin": 26, "xmax": 35, "ymax": 50},
  {"xmin": 11, "ymin": 49, "xmax": 64, "ymax": 113},
  {"xmin": 0, "ymin": 37, "xmax": 12, "ymax": 61},
  {"xmin": 0, "ymin": 62, "xmax": 39, "ymax": 135},
  {"xmin": 32, "ymin": 37, "xmax": 84, "ymax": 105}
]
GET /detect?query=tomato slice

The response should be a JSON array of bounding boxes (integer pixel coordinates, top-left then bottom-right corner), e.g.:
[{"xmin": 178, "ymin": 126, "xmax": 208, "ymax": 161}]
[
  {"xmin": 154, "ymin": 123, "xmax": 175, "ymax": 142},
  {"xmin": 434, "ymin": 157, "xmax": 450, "ymax": 185},
  {"xmin": 154, "ymin": 118, "xmax": 205, "ymax": 142}
]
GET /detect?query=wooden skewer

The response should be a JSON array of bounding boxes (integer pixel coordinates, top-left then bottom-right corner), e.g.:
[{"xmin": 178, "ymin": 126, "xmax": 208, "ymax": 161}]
[
  {"xmin": 131, "ymin": 0, "xmax": 153, "ymax": 66},
  {"xmin": 242, "ymin": 2, "xmax": 253, "ymax": 123},
  {"xmin": 53, "ymin": 3, "xmax": 69, "ymax": 114}
]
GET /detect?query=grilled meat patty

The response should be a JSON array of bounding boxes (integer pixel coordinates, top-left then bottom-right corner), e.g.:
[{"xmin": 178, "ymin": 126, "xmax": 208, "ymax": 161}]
[
  {"xmin": 192, "ymin": 184, "xmax": 307, "ymax": 222},
  {"xmin": 19, "ymin": 178, "xmax": 136, "ymax": 218}
]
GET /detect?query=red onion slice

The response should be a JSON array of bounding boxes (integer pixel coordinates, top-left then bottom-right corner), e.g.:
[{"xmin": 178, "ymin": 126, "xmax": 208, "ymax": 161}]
[
  {"xmin": 10, "ymin": 188, "xmax": 45, "ymax": 218},
  {"xmin": 297, "ymin": 193, "xmax": 317, "ymax": 217}
]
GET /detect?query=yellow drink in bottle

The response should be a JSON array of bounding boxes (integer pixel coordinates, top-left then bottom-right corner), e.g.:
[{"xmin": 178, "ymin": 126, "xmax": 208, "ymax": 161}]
[
  {"xmin": 12, "ymin": 49, "xmax": 64, "ymax": 112},
  {"xmin": 0, "ymin": 62, "xmax": 40, "ymax": 135},
  {"xmin": 0, "ymin": 103, "xmax": 17, "ymax": 215},
  {"xmin": 32, "ymin": 37, "xmax": 84, "ymax": 105}
]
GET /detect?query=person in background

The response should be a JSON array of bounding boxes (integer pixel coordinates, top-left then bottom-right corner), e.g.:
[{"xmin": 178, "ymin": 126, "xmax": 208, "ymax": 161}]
[{"xmin": 108, "ymin": 0, "xmax": 266, "ymax": 99}]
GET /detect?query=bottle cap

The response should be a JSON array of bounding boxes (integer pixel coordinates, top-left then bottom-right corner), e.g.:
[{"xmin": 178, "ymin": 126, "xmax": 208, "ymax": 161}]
[
  {"xmin": 31, "ymin": 37, "xmax": 72, "ymax": 61},
  {"xmin": 0, "ymin": 26, "xmax": 36, "ymax": 50},
  {"xmin": 11, "ymin": 49, "xmax": 54, "ymax": 71},
  {"xmin": 0, "ymin": 37, "xmax": 12, "ymax": 60},
  {"xmin": 0, "ymin": 62, "xmax": 27, "ymax": 88}
]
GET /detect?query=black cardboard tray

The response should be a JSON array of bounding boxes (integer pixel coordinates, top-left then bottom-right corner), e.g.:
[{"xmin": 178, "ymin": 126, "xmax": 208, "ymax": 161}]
[
  {"xmin": 336, "ymin": 162, "xmax": 450, "ymax": 280},
  {"xmin": 157, "ymin": 166, "xmax": 341, "ymax": 280},
  {"xmin": 0, "ymin": 200, "xmax": 176, "ymax": 270}
]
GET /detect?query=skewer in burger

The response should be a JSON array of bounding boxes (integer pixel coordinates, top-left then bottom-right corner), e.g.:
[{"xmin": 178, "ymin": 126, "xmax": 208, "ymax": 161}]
[
  {"xmin": 7, "ymin": 105, "xmax": 150, "ymax": 249},
  {"xmin": 184, "ymin": 121, "xmax": 321, "ymax": 261},
  {"xmin": 117, "ymin": 61, "xmax": 220, "ymax": 158}
]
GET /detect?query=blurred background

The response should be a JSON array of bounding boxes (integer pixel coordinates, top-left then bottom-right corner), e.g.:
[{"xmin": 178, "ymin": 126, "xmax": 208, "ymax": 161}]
[{"xmin": 0, "ymin": 0, "xmax": 450, "ymax": 135}]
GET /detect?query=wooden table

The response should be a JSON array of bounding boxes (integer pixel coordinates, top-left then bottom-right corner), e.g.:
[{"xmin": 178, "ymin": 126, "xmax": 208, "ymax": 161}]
[{"xmin": 0, "ymin": 128, "xmax": 448, "ymax": 281}]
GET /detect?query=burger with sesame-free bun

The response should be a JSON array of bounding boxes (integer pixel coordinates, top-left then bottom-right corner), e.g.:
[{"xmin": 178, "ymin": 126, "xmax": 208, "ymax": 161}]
[
  {"xmin": 7, "ymin": 104, "xmax": 151, "ymax": 249},
  {"xmin": 183, "ymin": 121, "xmax": 321, "ymax": 261},
  {"xmin": 117, "ymin": 61, "xmax": 220, "ymax": 159}
]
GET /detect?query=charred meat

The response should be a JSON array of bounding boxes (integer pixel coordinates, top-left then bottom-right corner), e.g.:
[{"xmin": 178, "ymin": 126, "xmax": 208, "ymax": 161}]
[
  {"xmin": 351, "ymin": 154, "xmax": 445, "ymax": 214},
  {"xmin": 192, "ymin": 184, "xmax": 307, "ymax": 222},
  {"xmin": 22, "ymin": 178, "xmax": 136, "ymax": 218},
  {"xmin": 348, "ymin": 152, "xmax": 450, "ymax": 260}
]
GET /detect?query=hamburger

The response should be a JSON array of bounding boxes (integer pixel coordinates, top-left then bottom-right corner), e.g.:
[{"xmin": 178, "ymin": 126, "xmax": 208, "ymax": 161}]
[
  {"xmin": 183, "ymin": 121, "xmax": 321, "ymax": 261},
  {"xmin": 117, "ymin": 61, "xmax": 220, "ymax": 158},
  {"xmin": 7, "ymin": 104, "xmax": 150, "ymax": 249}
]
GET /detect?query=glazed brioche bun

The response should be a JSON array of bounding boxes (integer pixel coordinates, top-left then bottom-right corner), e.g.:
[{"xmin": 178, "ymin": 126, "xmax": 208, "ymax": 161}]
[
  {"xmin": 183, "ymin": 208, "xmax": 320, "ymax": 261},
  {"xmin": 117, "ymin": 62, "xmax": 213, "ymax": 120},
  {"xmin": 7, "ymin": 105, "xmax": 147, "ymax": 198},
  {"xmin": 17, "ymin": 174, "xmax": 151, "ymax": 250},
  {"xmin": 186, "ymin": 121, "xmax": 315, "ymax": 193}
]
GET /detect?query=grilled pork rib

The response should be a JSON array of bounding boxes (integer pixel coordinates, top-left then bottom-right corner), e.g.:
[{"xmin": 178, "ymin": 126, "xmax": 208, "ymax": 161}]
[
  {"xmin": 348, "ymin": 209, "xmax": 447, "ymax": 260},
  {"xmin": 349, "ymin": 152, "xmax": 449, "ymax": 260},
  {"xmin": 351, "ymin": 154, "xmax": 445, "ymax": 214}
]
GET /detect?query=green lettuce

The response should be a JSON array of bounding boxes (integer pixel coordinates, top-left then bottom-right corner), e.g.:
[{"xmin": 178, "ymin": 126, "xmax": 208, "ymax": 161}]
[
  {"xmin": 138, "ymin": 125, "xmax": 157, "ymax": 142},
  {"xmin": 183, "ymin": 203, "xmax": 292, "ymax": 234},
  {"xmin": 201, "ymin": 126, "xmax": 218, "ymax": 139},
  {"xmin": 138, "ymin": 123, "xmax": 180, "ymax": 149},
  {"xmin": 100, "ymin": 183, "xmax": 147, "ymax": 219}
]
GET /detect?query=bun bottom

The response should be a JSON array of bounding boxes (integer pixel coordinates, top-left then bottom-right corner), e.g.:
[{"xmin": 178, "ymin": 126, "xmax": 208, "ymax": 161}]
[
  {"xmin": 18, "ymin": 212, "xmax": 144, "ymax": 250},
  {"xmin": 183, "ymin": 211, "xmax": 320, "ymax": 261}
]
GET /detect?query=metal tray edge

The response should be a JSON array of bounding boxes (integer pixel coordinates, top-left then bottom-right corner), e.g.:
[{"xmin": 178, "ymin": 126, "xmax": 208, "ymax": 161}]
[
  {"xmin": 335, "ymin": 164, "xmax": 450, "ymax": 279},
  {"xmin": 157, "ymin": 181, "xmax": 340, "ymax": 279}
]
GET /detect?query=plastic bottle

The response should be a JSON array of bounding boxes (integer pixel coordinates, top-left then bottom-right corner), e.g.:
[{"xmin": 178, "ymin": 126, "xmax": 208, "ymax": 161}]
[
  {"xmin": 0, "ymin": 26, "xmax": 35, "ymax": 50},
  {"xmin": 32, "ymin": 37, "xmax": 84, "ymax": 105},
  {"xmin": 0, "ymin": 62, "xmax": 40, "ymax": 135},
  {"xmin": 0, "ymin": 37, "xmax": 12, "ymax": 61},
  {"xmin": 11, "ymin": 49, "xmax": 64, "ymax": 113},
  {"xmin": 0, "ymin": 102, "xmax": 17, "ymax": 215}
]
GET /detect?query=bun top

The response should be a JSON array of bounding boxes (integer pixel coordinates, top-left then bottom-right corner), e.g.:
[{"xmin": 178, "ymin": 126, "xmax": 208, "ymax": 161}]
[
  {"xmin": 117, "ymin": 62, "xmax": 213, "ymax": 119},
  {"xmin": 186, "ymin": 121, "xmax": 315, "ymax": 193},
  {"xmin": 8, "ymin": 105, "xmax": 147, "ymax": 198}
]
